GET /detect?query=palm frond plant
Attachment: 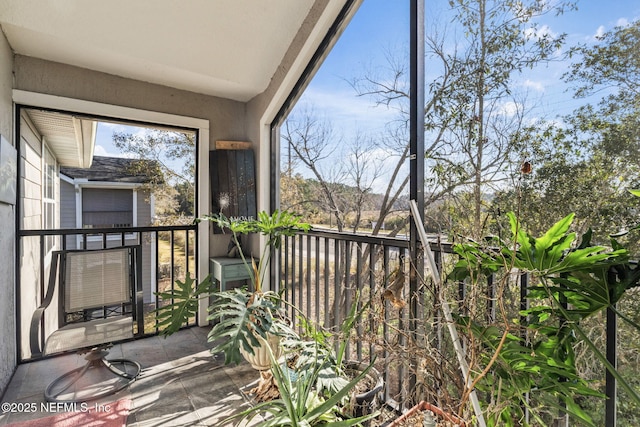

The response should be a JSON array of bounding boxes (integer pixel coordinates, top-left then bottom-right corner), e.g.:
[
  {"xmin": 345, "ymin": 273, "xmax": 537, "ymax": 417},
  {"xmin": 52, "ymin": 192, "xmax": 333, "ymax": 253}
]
[{"xmin": 155, "ymin": 210, "xmax": 310, "ymax": 367}]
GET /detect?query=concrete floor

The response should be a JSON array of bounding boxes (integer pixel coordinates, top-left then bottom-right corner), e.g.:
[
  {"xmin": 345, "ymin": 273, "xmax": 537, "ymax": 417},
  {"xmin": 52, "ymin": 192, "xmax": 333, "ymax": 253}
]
[{"xmin": 0, "ymin": 327, "xmax": 262, "ymax": 426}]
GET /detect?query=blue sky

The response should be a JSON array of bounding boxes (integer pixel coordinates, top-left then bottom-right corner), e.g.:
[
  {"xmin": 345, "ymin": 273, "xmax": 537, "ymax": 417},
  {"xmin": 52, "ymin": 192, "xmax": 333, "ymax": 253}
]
[
  {"xmin": 295, "ymin": 0, "xmax": 640, "ymax": 131},
  {"xmin": 278, "ymin": 0, "xmax": 640, "ymax": 192},
  {"xmin": 94, "ymin": 0, "xmax": 640, "ymax": 182}
]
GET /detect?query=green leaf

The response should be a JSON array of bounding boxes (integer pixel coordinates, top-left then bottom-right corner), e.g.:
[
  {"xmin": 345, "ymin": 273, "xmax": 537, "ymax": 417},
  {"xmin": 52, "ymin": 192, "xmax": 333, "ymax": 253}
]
[
  {"xmin": 154, "ymin": 273, "xmax": 213, "ymax": 336},
  {"xmin": 533, "ymin": 213, "xmax": 575, "ymax": 270},
  {"xmin": 206, "ymin": 288, "xmax": 282, "ymax": 366}
]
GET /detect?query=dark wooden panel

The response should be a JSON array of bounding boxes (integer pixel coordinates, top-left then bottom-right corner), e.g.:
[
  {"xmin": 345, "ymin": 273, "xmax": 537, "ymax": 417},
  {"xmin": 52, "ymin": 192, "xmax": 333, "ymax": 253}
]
[{"xmin": 210, "ymin": 149, "xmax": 256, "ymax": 233}]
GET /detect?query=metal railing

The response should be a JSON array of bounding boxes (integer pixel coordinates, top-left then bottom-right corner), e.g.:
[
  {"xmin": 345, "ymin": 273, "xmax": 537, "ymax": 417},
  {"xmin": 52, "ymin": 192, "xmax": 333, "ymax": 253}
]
[
  {"xmin": 17, "ymin": 224, "xmax": 197, "ymax": 361},
  {"xmin": 278, "ymin": 228, "xmax": 416, "ymax": 406},
  {"xmin": 277, "ymin": 227, "xmax": 630, "ymax": 424},
  {"xmin": 17, "ymin": 224, "xmax": 632, "ymax": 424}
]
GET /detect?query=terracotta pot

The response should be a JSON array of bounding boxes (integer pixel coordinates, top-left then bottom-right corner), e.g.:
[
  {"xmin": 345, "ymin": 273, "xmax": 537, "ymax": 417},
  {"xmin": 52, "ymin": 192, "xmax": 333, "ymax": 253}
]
[
  {"xmin": 389, "ymin": 401, "xmax": 466, "ymax": 427},
  {"xmin": 239, "ymin": 332, "xmax": 282, "ymax": 371}
]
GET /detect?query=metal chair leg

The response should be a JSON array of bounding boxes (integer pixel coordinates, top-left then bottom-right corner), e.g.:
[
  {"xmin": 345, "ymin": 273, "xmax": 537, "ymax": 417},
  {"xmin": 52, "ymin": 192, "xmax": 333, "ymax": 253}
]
[{"xmin": 45, "ymin": 349, "xmax": 141, "ymax": 402}]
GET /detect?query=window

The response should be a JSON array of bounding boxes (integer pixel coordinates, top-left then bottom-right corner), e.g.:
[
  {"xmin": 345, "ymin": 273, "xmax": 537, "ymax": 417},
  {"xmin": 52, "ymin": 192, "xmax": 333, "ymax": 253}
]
[
  {"xmin": 43, "ymin": 145, "xmax": 56, "ymax": 253},
  {"xmin": 82, "ymin": 188, "xmax": 134, "ymax": 228}
]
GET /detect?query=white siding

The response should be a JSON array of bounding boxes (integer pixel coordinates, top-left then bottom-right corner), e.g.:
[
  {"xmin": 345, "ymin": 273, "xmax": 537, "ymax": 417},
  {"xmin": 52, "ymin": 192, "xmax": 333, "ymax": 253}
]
[{"xmin": 18, "ymin": 112, "xmax": 46, "ymax": 360}]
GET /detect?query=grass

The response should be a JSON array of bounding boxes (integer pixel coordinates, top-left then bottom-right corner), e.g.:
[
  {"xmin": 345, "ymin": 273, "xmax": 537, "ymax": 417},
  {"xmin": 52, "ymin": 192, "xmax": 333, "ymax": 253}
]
[{"xmin": 142, "ymin": 231, "xmax": 196, "ymax": 334}]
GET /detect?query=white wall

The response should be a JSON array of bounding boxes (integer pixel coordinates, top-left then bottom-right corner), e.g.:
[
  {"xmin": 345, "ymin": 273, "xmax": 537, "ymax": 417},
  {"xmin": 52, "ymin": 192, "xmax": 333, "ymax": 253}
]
[{"xmin": 0, "ymin": 29, "xmax": 16, "ymax": 396}]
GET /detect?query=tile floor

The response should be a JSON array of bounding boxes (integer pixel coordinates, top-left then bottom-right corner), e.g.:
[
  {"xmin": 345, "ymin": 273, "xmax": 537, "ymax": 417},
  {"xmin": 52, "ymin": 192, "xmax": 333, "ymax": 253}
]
[{"xmin": 0, "ymin": 327, "xmax": 261, "ymax": 426}]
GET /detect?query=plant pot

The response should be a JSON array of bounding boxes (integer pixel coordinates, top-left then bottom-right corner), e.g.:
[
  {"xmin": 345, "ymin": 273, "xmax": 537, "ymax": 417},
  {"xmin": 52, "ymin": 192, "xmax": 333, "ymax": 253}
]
[
  {"xmin": 343, "ymin": 361, "xmax": 384, "ymax": 422},
  {"xmin": 389, "ymin": 401, "xmax": 466, "ymax": 427},
  {"xmin": 239, "ymin": 332, "xmax": 282, "ymax": 371}
]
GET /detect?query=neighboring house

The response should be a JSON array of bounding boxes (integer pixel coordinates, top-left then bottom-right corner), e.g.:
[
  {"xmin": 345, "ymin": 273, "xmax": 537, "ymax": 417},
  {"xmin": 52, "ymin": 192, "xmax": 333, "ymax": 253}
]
[
  {"xmin": 60, "ymin": 156, "xmax": 160, "ymax": 303},
  {"xmin": 60, "ymin": 156, "xmax": 157, "ymax": 232}
]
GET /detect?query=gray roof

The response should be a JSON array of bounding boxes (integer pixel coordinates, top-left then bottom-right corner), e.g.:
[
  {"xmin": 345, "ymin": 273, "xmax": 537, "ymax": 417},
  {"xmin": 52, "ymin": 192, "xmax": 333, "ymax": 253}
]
[{"xmin": 60, "ymin": 156, "xmax": 162, "ymax": 184}]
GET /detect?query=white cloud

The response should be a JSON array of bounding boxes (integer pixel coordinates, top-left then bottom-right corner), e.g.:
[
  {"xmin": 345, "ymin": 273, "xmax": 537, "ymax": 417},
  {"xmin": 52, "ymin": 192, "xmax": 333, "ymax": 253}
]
[
  {"xmin": 296, "ymin": 87, "xmax": 401, "ymax": 136},
  {"xmin": 616, "ymin": 18, "xmax": 630, "ymax": 27},
  {"xmin": 588, "ymin": 19, "xmax": 630, "ymax": 43},
  {"xmin": 93, "ymin": 144, "xmax": 134, "ymax": 158},
  {"xmin": 594, "ymin": 25, "xmax": 606, "ymax": 40},
  {"xmin": 525, "ymin": 24, "xmax": 557, "ymax": 41},
  {"xmin": 498, "ymin": 101, "xmax": 522, "ymax": 117},
  {"xmin": 523, "ymin": 79, "xmax": 545, "ymax": 93}
]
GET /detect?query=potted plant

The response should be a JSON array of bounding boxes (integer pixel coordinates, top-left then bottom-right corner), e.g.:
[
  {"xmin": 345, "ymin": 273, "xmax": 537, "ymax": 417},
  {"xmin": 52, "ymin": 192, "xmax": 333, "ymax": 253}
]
[
  {"xmin": 287, "ymin": 294, "xmax": 384, "ymax": 422},
  {"xmin": 156, "ymin": 210, "xmax": 384, "ymax": 424},
  {"xmin": 389, "ymin": 401, "xmax": 466, "ymax": 426},
  {"xmin": 232, "ymin": 293, "xmax": 383, "ymax": 425},
  {"xmin": 223, "ymin": 344, "xmax": 380, "ymax": 426},
  {"xmin": 155, "ymin": 210, "xmax": 310, "ymax": 368}
]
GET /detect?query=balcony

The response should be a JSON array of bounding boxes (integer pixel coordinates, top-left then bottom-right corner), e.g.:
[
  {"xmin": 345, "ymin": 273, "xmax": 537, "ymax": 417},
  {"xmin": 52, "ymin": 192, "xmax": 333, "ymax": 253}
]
[
  {"xmin": 8, "ymin": 223, "xmax": 640, "ymax": 426},
  {"xmin": 2, "ymin": 1, "xmax": 638, "ymax": 425}
]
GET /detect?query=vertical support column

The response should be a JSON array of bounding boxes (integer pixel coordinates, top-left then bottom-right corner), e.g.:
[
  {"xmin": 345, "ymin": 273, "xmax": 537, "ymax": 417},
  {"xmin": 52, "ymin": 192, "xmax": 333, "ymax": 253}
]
[
  {"xmin": 409, "ymin": 0, "xmax": 425, "ymax": 400},
  {"xmin": 606, "ymin": 268, "xmax": 617, "ymax": 427},
  {"xmin": 520, "ymin": 272, "xmax": 530, "ymax": 424},
  {"xmin": 556, "ymin": 274, "xmax": 569, "ymax": 427}
]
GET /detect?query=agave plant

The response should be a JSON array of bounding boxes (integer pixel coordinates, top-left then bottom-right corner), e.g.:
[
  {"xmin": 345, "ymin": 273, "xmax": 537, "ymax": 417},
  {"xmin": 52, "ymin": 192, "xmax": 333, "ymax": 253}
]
[{"xmin": 223, "ymin": 343, "xmax": 380, "ymax": 427}]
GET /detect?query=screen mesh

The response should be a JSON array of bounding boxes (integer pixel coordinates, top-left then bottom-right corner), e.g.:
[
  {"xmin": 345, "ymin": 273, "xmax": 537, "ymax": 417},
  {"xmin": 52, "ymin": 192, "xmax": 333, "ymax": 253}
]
[{"xmin": 64, "ymin": 248, "xmax": 130, "ymax": 311}]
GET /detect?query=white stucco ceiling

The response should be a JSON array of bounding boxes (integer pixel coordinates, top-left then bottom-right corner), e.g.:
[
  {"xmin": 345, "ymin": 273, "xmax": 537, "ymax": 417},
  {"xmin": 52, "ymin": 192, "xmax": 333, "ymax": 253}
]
[{"xmin": 0, "ymin": 0, "xmax": 326, "ymax": 102}]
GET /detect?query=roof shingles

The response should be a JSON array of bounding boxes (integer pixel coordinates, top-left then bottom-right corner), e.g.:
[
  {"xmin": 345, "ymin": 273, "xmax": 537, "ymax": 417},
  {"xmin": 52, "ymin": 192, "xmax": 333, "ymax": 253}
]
[{"xmin": 60, "ymin": 156, "xmax": 162, "ymax": 184}]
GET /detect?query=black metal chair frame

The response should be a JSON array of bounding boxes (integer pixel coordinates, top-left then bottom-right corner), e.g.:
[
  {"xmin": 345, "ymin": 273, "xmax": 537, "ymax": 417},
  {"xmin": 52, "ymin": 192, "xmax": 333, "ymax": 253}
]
[{"xmin": 30, "ymin": 245, "xmax": 144, "ymax": 402}]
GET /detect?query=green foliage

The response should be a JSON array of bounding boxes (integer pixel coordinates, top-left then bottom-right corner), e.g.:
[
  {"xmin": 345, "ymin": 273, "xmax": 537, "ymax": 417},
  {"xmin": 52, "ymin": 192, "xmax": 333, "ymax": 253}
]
[
  {"xmin": 502, "ymin": 212, "xmax": 625, "ymax": 276},
  {"xmin": 449, "ymin": 212, "xmax": 640, "ymax": 425},
  {"xmin": 173, "ymin": 181, "xmax": 194, "ymax": 216},
  {"xmin": 206, "ymin": 288, "xmax": 293, "ymax": 366},
  {"xmin": 287, "ymin": 293, "xmax": 371, "ymax": 397},
  {"xmin": 112, "ymin": 129, "xmax": 197, "ymax": 221},
  {"xmin": 225, "ymin": 345, "xmax": 379, "ymax": 426},
  {"xmin": 457, "ymin": 315, "xmax": 602, "ymax": 427},
  {"xmin": 156, "ymin": 210, "xmax": 310, "ymax": 367},
  {"xmin": 112, "ymin": 130, "xmax": 195, "ymax": 185},
  {"xmin": 154, "ymin": 272, "xmax": 213, "ymax": 336},
  {"xmin": 502, "ymin": 20, "xmax": 640, "ymax": 257}
]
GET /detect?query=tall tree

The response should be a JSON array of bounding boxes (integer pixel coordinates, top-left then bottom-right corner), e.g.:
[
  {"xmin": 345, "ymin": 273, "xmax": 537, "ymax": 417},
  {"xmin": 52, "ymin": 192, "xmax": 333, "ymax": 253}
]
[
  {"xmin": 497, "ymin": 20, "xmax": 640, "ymax": 252},
  {"xmin": 564, "ymin": 19, "xmax": 640, "ymax": 169},
  {"xmin": 112, "ymin": 129, "xmax": 196, "ymax": 218},
  {"xmin": 281, "ymin": 108, "xmax": 393, "ymax": 233},
  {"xmin": 353, "ymin": 0, "xmax": 573, "ymax": 239},
  {"xmin": 431, "ymin": 0, "xmax": 572, "ymax": 238}
]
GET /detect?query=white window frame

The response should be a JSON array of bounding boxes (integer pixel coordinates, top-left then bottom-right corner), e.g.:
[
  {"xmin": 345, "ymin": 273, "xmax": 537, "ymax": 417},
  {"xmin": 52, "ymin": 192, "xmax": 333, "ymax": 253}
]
[{"xmin": 42, "ymin": 141, "xmax": 57, "ymax": 255}]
